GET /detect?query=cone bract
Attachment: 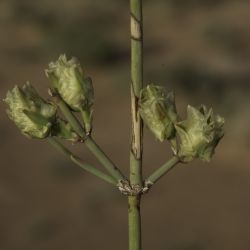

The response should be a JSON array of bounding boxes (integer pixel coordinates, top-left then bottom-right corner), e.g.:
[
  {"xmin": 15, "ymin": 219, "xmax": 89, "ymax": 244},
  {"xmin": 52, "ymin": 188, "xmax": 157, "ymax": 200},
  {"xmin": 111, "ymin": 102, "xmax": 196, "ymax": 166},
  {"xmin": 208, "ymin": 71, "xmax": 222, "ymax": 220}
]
[
  {"xmin": 4, "ymin": 83, "xmax": 56, "ymax": 138},
  {"xmin": 52, "ymin": 118, "xmax": 79, "ymax": 142},
  {"xmin": 45, "ymin": 54, "xmax": 94, "ymax": 112},
  {"xmin": 139, "ymin": 84, "xmax": 177, "ymax": 142},
  {"xmin": 175, "ymin": 105, "xmax": 224, "ymax": 162}
]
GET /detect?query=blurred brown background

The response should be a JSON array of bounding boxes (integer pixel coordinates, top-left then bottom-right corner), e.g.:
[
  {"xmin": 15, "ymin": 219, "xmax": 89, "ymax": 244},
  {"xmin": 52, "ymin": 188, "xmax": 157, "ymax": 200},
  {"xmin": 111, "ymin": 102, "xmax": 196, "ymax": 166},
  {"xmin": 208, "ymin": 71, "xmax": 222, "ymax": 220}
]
[{"xmin": 0, "ymin": 0, "xmax": 250, "ymax": 249}]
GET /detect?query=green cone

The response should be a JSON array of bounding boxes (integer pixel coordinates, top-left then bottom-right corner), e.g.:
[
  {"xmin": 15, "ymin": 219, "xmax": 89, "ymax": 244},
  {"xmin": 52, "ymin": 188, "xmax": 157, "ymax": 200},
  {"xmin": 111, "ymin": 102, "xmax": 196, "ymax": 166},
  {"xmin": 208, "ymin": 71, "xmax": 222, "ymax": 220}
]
[
  {"xmin": 4, "ymin": 83, "xmax": 57, "ymax": 139},
  {"xmin": 175, "ymin": 105, "xmax": 224, "ymax": 162},
  {"xmin": 139, "ymin": 84, "xmax": 177, "ymax": 142},
  {"xmin": 45, "ymin": 55, "xmax": 94, "ymax": 133}
]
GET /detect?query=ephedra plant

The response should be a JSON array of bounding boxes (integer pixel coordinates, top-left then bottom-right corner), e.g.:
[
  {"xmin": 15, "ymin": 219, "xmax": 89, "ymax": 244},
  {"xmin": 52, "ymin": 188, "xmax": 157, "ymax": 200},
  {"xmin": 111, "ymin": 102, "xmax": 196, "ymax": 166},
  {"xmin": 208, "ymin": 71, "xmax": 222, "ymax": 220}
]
[{"xmin": 4, "ymin": 1, "xmax": 224, "ymax": 250}]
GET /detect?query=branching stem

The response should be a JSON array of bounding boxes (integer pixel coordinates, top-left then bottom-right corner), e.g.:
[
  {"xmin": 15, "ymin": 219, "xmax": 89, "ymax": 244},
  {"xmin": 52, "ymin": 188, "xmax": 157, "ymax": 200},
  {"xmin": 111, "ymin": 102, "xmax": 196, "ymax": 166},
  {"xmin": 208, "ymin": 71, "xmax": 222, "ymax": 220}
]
[
  {"xmin": 85, "ymin": 136, "xmax": 126, "ymax": 182},
  {"xmin": 145, "ymin": 156, "xmax": 180, "ymax": 186},
  {"xmin": 47, "ymin": 137, "xmax": 117, "ymax": 185},
  {"xmin": 53, "ymin": 94, "xmax": 127, "ymax": 182}
]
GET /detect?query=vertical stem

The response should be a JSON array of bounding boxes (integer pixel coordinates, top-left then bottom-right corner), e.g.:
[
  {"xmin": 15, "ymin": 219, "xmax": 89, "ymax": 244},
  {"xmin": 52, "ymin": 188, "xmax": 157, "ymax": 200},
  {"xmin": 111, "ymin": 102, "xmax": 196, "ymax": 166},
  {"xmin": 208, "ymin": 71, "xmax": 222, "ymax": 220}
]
[
  {"xmin": 129, "ymin": 0, "xmax": 143, "ymax": 250},
  {"xmin": 130, "ymin": 0, "xmax": 143, "ymax": 186},
  {"xmin": 128, "ymin": 196, "xmax": 141, "ymax": 250}
]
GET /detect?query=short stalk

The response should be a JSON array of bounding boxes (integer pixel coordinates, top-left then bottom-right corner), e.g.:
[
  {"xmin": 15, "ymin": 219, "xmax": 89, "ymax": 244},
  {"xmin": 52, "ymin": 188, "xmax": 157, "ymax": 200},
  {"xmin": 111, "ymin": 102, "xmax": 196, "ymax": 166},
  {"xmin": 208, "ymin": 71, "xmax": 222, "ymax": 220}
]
[
  {"xmin": 53, "ymin": 94, "xmax": 85, "ymax": 138},
  {"xmin": 146, "ymin": 156, "xmax": 180, "ymax": 185},
  {"xmin": 80, "ymin": 109, "xmax": 92, "ymax": 134},
  {"xmin": 47, "ymin": 137, "xmax": 117, "ymax": 185},
  {"xmin": 85, "ymin": 136, "xmax": 126, "ymax": 181}
]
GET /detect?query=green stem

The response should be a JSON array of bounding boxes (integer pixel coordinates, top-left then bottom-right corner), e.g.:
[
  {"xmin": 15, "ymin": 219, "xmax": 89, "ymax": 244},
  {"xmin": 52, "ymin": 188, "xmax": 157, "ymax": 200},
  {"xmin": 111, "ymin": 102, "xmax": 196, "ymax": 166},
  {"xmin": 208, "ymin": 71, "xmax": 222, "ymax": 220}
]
[
  {"xmin": 54, "ymin": 95, "xmax": 126, "ymax": 182},
  {"xmin": 129, "ymin": 0, "xmax": 143, "ymax": 250},
  {"xmin": 128, "ymin": 196, "xmax": 141, "ymax": 250},
  {"xmin": 80, "ymin": 109, "xmax": 92, "ymax": 134},
  {"xmin": 54, "ymin": 95, "xmax": 85, "ymax": 138},
  {"xmin": 47, "ymin": 137, "xmax": 117, "ymax": 185},
  {"xmin": 145, "ymin": 156, "xmax": 180, "ymax": 185},
  {"xmin": 85, "ymin": 136, "xmax": 126, "ymax": 181}
]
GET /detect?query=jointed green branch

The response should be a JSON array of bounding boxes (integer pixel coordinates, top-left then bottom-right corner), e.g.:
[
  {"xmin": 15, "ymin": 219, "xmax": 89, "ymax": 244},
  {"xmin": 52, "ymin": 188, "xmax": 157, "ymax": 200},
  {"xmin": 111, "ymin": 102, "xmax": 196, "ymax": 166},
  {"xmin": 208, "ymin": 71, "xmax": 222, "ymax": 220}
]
[
  {"xmin": 52, "ymin": 93, "xmax": 85, "ymax": 138},
  {"xmin": 47, "ymin": 137, "xmax": 117, "ymax": 185},
  {"xmin": 129, "ymin": 0, "xmax": 143, "ymax": 250},
  {"xmin": 84, "ymin": 136, "xmax": 126, "ymax": 181},
  {"xmin": 53, "ymin": 92, "xmax": 126, "ymax": 182},
  {"xmin": 145, "ymin": 156, "xmax": 180, "ymax": 186},
  {"xmin": 130, "ymin": 0, "xmax": 143, "ymax": 188}
]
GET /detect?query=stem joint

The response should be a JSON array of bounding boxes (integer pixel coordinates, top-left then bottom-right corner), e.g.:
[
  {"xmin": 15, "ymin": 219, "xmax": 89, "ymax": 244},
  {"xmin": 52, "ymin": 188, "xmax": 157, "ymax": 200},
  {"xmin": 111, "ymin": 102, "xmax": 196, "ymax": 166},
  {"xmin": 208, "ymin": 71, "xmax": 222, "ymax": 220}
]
[{"xmin": 118, "ymin": 180, "xmax": 151, "ymax": 196}]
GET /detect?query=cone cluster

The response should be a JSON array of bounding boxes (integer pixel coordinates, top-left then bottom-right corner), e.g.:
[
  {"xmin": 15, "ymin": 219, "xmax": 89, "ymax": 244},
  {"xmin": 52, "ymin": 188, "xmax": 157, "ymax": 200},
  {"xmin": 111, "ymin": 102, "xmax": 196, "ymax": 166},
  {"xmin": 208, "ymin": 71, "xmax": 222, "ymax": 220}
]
[
  {"xmin": 139, "ymin": 84, "xmax": 225, "ymax": 163},
  {"xmin": 4, "ymin": 55, "xmax": 94, "ymax": 141}
]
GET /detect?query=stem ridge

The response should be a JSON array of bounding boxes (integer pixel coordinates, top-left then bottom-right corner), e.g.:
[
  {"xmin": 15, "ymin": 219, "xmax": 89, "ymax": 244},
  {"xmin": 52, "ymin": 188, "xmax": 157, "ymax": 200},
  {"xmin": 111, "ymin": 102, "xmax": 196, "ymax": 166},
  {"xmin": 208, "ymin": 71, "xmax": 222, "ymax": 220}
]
[{"xmin": 129, "ymin": 0, "xmax": 143, "ymax": 249}]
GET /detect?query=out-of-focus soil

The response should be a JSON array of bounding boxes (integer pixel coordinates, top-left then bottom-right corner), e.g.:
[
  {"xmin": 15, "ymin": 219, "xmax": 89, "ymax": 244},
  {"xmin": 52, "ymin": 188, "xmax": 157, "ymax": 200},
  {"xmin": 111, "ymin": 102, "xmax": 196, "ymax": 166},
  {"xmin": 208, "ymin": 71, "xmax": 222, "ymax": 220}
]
[{"xmin": 0, "ymin": 1, "xmax": 250, "ymax": 249}]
